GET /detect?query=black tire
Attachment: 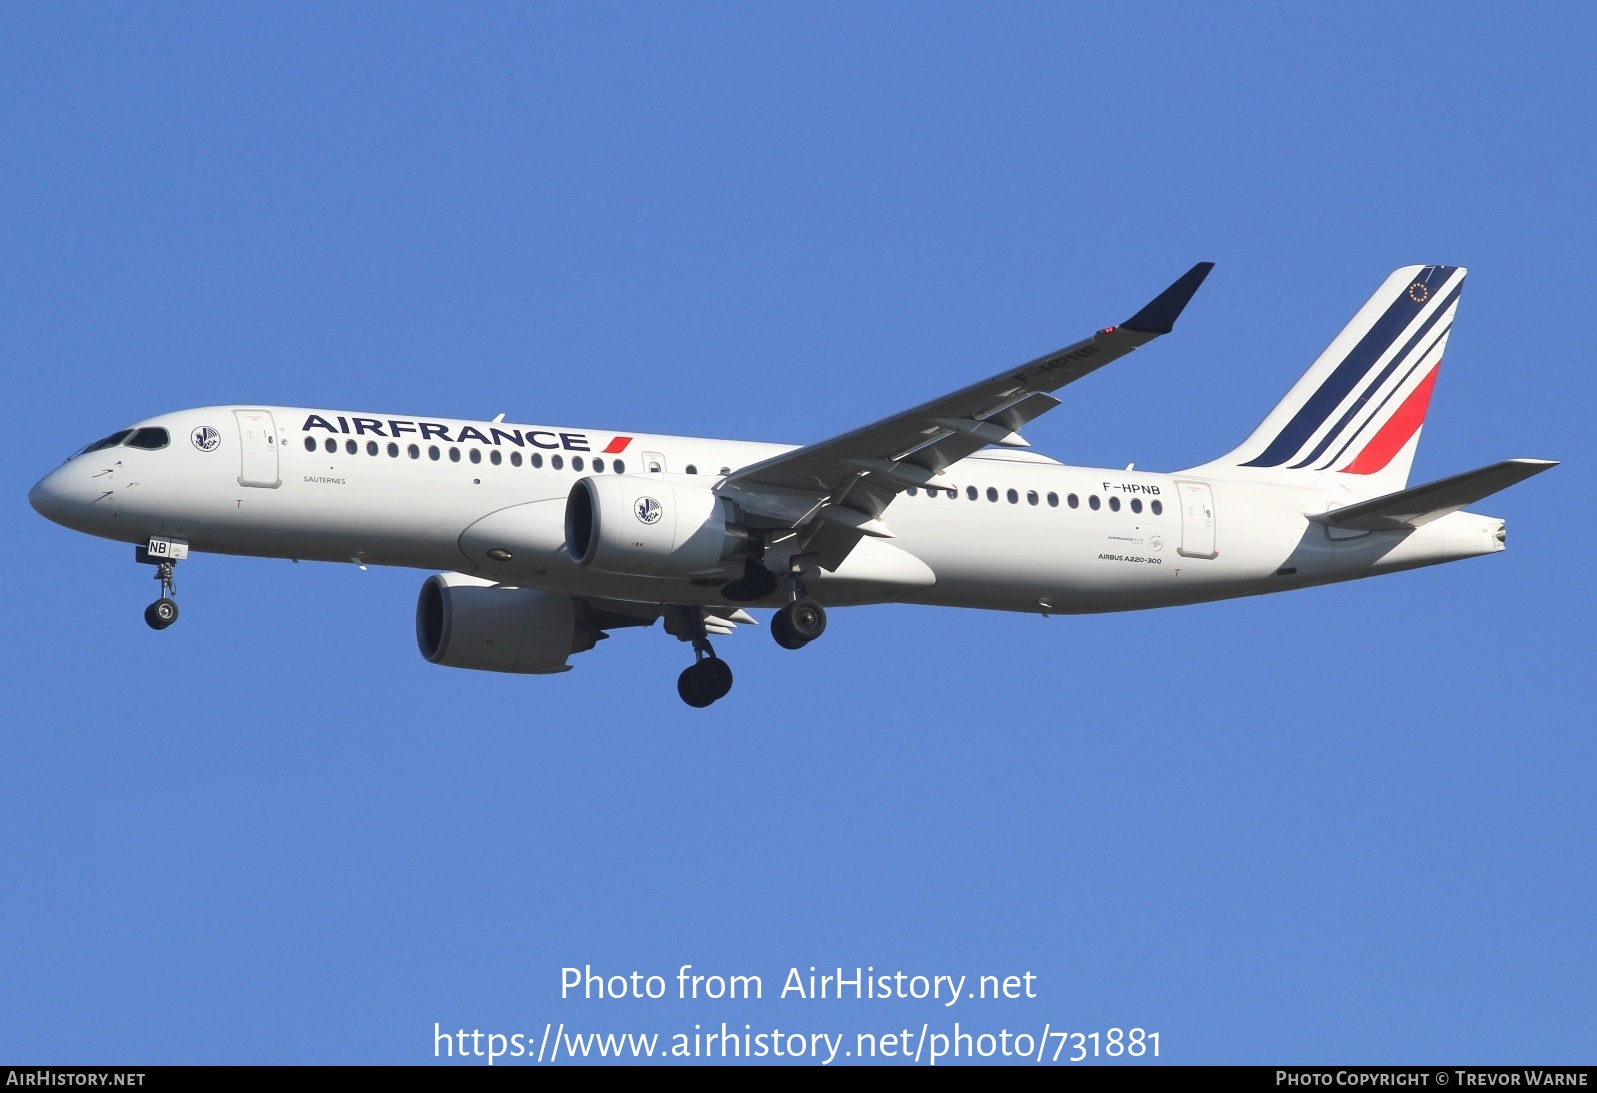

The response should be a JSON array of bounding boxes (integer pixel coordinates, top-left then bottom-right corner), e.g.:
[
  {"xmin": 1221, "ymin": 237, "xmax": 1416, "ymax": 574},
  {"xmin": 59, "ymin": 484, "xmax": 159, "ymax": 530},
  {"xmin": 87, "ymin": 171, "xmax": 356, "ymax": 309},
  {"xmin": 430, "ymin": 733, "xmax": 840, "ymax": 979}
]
[
  {"xmin": 677, "ymin": 667, "xmax": 715, "ymax": 708},
  {"xmin": 770, "ymin": 609, "xmax": 809, "ymax": 650},
  {"xmin": 784, "ymin": 598, "xmax": 827, "ymax": 641},
  {"xmin": 693, "ymin": 656, "xmax": 734, "ymax": 701},
  {"xmin": 145, "ymin": 598, "xmax": 179, "ymax": 630}
]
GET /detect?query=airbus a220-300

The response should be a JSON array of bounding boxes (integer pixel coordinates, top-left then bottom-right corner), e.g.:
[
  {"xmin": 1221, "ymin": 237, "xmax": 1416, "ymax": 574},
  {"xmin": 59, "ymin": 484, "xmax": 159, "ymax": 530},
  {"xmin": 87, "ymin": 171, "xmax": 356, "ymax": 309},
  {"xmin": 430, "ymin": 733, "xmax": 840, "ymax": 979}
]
[{"xmin": 30, "ymin": 264, "xmax": 1555, "ymax": 706}]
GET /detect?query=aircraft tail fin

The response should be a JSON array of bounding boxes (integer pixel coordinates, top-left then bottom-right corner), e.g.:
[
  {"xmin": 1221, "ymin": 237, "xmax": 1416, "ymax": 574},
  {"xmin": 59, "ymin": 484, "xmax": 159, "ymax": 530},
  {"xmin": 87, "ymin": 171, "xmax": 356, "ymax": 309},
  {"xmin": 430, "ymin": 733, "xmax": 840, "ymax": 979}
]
[{"xmin": 1200, "ymin": 265, "xmax": 1466, "ymax": 495}]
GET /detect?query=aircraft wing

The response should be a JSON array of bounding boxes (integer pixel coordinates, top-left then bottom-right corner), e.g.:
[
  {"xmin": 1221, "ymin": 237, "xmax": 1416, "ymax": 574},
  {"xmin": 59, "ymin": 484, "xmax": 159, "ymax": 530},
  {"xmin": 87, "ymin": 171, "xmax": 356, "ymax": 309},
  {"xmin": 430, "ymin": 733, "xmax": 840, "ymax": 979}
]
[{"xmin": 719, "ymin": 262, "xmax": 1213, "ymax": 569}]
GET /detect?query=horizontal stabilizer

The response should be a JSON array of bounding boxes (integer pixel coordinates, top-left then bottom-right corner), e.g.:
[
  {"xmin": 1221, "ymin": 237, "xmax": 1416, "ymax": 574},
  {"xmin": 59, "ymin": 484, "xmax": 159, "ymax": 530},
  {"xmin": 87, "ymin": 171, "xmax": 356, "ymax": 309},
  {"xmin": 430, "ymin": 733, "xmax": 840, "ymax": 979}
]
[{"xmin": 1310, "ymin": 459, "xmax": 1557, "ymax": 531}]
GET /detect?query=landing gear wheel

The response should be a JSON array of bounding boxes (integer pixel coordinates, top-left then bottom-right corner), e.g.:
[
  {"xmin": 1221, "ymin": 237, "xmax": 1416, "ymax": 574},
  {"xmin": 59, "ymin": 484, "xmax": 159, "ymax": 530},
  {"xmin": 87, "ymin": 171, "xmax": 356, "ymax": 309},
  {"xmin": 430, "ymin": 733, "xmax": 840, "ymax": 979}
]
[
  {"xmin": 145, "ymin": 597, "xmax": 179, "ymax": 630},
  {"xmin": 677, "ymin": 669, "xmax": 715, "ymax": 708},
  {"xmin": 677, "ymin": 656, "xmax": 734, "ymax": 707},
  {"xmin": 780, "ymin": 598, "xmax": 826, "ymax": 642},
  {"xmin": 770, "ymin": 609, "xmax": 809, "ymax": 650},
  {"xmin": 694, "ymin": 656, "xmax": 733, "ymax": 701}
]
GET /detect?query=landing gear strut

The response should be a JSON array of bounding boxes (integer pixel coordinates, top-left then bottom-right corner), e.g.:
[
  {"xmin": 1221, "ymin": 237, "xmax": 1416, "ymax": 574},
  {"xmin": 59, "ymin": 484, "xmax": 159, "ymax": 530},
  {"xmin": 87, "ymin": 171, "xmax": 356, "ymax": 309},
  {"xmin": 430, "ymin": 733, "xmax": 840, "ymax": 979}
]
[
  {"xmin": 143, "ymin": 559, "xmax": 180, "ymax": 631},
  {"xmin": 771, "ymin": 571, "xmax": 826, "ymax": 650}
]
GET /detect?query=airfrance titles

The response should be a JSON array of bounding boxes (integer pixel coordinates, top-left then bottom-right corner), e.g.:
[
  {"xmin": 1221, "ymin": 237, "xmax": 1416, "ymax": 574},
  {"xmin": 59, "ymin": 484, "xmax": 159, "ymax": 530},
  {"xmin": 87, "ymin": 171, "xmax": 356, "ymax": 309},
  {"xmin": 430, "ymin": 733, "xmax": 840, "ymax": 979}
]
[{"xmin": 301, "ymin": 414, "xmax": 634, "ymax": 454}]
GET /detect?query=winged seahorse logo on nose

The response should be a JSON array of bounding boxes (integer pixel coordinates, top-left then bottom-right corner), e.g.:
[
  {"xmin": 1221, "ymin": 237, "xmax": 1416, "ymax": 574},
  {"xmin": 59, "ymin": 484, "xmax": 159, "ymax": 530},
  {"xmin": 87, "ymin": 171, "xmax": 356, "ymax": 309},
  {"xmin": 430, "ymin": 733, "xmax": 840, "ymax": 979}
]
[
  {"xmin": 191, "ymin": 426, "xmax": 221, "ymax": 452},
  {"xmin": 635, "ymin": 496, "xmax": 663, "ymax": 525}
]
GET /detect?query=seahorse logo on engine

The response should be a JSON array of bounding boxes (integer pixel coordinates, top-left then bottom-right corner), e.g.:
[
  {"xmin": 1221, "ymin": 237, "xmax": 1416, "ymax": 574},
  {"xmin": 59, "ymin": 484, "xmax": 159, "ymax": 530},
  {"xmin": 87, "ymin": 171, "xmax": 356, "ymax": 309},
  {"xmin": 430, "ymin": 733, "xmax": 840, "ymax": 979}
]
[{"xmin": 635, "ymin": 496, "xmax": 663, "ymax": 525}]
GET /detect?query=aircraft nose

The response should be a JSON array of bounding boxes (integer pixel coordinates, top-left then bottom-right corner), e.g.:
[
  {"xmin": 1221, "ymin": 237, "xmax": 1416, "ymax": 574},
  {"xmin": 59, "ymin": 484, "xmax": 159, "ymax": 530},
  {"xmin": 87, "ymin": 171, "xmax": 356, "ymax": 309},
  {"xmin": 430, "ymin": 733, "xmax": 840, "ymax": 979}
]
[{"xmin": 29, "ymin": 465, "xmax": 80, "ymax": 526}]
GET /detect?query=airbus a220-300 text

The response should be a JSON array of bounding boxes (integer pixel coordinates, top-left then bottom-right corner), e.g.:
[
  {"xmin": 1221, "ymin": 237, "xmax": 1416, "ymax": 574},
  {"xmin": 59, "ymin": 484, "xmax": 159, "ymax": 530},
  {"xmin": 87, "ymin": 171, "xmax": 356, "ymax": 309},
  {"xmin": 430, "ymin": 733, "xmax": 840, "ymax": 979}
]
[{"xmin": 30, "ymin": 264, "xmax": 1555, "ymax": 706}]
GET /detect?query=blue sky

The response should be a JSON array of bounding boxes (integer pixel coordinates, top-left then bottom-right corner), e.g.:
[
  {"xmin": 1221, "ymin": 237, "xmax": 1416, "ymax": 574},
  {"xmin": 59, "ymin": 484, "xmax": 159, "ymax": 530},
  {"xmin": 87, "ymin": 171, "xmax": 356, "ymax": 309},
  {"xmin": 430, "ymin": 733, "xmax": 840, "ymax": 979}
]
[{"xmin": 3, "ymin": 3, "xmax": 1592, "ymax": 1065}]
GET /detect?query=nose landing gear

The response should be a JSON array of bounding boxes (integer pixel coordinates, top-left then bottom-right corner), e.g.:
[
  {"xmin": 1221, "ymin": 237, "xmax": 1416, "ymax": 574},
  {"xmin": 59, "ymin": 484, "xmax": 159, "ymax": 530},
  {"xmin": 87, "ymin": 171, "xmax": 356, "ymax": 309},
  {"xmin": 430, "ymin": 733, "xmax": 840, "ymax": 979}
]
[
  {"xmin": 136, "ymin": 542, "xmax": 184, "ymax": 631},
  {"xmin": 143, "ymin": 561, "xmax": 180, "ymax": 630}
]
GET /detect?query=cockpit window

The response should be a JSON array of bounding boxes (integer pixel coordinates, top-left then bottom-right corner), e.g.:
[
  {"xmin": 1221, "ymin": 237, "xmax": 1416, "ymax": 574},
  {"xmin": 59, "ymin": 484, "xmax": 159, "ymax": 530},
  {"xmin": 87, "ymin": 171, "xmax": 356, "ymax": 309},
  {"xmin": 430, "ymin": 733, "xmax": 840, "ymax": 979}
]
[
  {"xmin": 125, "ymin": 427, "xmax": 170, "ymax": 450},
  {"xmin": 75, "ymin": 429, "xmax": 134, "ymax": 456}
]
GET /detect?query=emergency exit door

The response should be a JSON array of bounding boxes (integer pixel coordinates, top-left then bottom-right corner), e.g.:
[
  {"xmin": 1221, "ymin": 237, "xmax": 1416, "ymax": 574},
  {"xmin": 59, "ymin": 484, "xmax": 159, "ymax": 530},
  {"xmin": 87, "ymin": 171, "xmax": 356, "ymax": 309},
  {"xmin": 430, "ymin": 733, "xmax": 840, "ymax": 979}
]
[
  {"xmin": 233, "ymin": 409, "xmax": 281, "ymax": 488},
  {"xmin": 1176, "ymin": 480, "xmax": 1217, "ymax": 559}
]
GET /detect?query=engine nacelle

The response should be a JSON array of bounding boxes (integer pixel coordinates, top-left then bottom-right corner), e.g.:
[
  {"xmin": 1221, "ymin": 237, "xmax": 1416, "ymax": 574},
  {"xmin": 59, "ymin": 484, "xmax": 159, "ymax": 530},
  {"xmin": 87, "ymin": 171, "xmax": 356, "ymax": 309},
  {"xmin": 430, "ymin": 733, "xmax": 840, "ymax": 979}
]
[
  {"xmin": 565, "ymin": 475, "xmax": 747, "ymax": 578},
  {"xmin": 415, "ymin": 573, "xmax": 598, "ymax": 674}
]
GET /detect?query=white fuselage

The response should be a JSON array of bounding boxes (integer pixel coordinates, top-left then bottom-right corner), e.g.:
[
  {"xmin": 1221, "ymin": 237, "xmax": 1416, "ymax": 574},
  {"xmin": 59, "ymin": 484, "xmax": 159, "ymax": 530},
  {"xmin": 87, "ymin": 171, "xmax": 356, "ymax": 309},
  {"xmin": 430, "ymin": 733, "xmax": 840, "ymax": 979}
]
[{"xmin": 29, "ymin": 405, "xmax": 1507, "ymax": 616}]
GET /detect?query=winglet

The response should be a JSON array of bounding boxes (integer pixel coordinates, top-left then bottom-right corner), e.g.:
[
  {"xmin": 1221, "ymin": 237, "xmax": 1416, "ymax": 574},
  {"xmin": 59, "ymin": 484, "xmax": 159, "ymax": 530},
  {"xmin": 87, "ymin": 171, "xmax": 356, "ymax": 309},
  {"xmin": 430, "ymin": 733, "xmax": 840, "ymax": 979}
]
[{"xmin": 1120, "ymin": 262, "xmax": 1215, "ymax": 335}]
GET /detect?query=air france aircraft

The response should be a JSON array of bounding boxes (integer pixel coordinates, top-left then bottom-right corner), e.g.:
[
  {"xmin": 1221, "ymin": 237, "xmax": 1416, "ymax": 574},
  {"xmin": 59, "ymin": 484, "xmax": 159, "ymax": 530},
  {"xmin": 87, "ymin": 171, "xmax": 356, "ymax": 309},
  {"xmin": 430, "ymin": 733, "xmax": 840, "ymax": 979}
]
[{"xmin": 30, "ymin": 264, "xmax": 1555, "ymax": 706}]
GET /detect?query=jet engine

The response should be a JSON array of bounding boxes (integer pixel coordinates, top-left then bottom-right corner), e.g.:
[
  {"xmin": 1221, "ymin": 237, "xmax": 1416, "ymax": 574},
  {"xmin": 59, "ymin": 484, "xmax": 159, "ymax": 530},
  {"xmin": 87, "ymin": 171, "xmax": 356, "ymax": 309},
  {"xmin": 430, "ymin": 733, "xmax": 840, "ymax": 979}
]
[
  {"xmin": 565, "ymin": 475, "xmax": 748, "ymax": 578},
  {"xmin": 415, "ymin": 572, "xmax": 599, "ymax": 674}
]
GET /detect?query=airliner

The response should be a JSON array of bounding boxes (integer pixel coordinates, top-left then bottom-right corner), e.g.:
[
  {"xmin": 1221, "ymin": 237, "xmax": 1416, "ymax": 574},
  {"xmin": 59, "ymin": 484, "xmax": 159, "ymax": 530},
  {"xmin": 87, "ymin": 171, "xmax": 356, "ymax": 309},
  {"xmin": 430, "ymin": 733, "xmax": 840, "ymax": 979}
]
[{"xmin": 29, "ymin": 264, "xmax": 1555, "ymax": 706}]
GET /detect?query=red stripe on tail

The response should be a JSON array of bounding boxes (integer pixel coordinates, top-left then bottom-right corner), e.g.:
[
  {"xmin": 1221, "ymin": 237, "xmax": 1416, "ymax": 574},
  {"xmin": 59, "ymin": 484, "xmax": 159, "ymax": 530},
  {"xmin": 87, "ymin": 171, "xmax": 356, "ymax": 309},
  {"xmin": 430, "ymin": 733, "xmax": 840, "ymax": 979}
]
[{"xmin": 1339, "ymin": 364, "xmax": 1440, "ymax": 475}]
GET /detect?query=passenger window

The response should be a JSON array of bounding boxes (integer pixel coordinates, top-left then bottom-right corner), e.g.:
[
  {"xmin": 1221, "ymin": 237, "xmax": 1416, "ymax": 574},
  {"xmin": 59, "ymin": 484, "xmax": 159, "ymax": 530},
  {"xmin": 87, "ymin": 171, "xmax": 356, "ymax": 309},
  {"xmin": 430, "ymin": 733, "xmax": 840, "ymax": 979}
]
[
  {"xmin": 552, "ymin": 455, "xmax": 564, "ymax": 470},
  {"xmin": 1027, "ymin": 490, "xmax": 1039, "ymax": 506},
  {"xmin": 388, "ymin": 442, "xmax": 399, "ymax": 457},
  {"xmin": 408, "ymin": 444, "xmax": 420, "ymax": 459},
  {"xmin": 613, "ymin": 459, "xmax": 626, "ymax": 474},
  {"xmin": 906, "ymin": 486, "xmax": 918, "ymax": 496},
  {"xmin": 449, "ymin": 447, "xmax": 461, "ymax": 463},
  {"xmin": 1131, "ymin": 498, "xmax": 1142, "ymax": 514},
  {"xmin": 966, "ymin": 486, "xmax": 978, "ymax": 500},
  {"xmin": 304, "ymin": 437, "xmax": 316, "ymax": 452},
  {"xmin": 428, "ymin": 445, "xmax": 440, "ymax": 461},
  {"xmin": 1006, "ymin": 488, "xmax": 1019, "ymax": 504},
  {"xmin": 325, "ymin": 438, "xmax": 337, "ymax": 454},
  {"xmin": 126, "ymin": 427, "xmax": 170, "ymax": 450},
  {"xmin": 345, "ymin": 439, "xmax": 358, "ymax": 455},
  {"xmin": 1068, "ymin": 493, "xmax": 1079, "ymax": 509},
  {"xmin": 719, "ymin": 467, "xmax": 730, "ymax": 475},
  {"xmin": 686, "ymin": 464, "xmax": 698, "ymax": 475},
  {"xmin": 509, "ymin": 451, "xmax": 521, "ymax": 467},
  {"xmin": 531, "ymin": 453, "xmax": 543, "ymax": 468},
  {"xmin": 1151, "ymin": 499, "xmax": 1163, "ymax": 516},
  {"xmin": 593, "ymin": 458, "xmax": 605, "ymax": 473},
  {"xmin": 986, "ymin": 487, "xmax": 998, "ymax": 502},
  {"xmin": 489, "ymin": 449, "xmax": 501, "ymax": 465},
  {"xmin": 469, "ymin": 448, "xmax": 482, "ymax": 464},
  {"xmin": 1047, "ymin": 492, "xmax": 1059, "ymax": 507},
  {"xmin": 572, "ymin": 456, "xmax": 584, "ymax": 471},
  {"xmin": 1089, "ymin": 495, "xmax": 1100, "ymax": 510},
  {"xmin": 1109, "ymin": 496, "xmax": 1121, "ymax": 512}
]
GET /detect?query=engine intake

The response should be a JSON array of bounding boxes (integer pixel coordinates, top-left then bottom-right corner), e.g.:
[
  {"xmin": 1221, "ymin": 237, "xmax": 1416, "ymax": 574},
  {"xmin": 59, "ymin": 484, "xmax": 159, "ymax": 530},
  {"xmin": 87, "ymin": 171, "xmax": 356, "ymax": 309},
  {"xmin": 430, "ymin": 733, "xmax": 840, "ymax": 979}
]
[
  {"xmin": 416, "ymin": 573, "xmax": 598, "ymax": 674},
  {"xmin": 565, "ymin": 475, "xmax": 747, "ymax": 578}
]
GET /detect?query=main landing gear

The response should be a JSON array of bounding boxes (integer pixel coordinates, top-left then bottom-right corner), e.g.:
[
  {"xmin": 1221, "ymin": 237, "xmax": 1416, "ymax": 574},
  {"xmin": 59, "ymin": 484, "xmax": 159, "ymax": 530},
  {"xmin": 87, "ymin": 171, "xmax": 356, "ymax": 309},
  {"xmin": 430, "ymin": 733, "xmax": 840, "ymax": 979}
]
[
  {"xmin": 143, "ymin": 559, "xmax": 180, "ymax": 631},
  {"xmin": 678, "ymin": 649, "xmax": 734, "ymax": 709},
  {"xmin": 666, "ymin": 606, "xmax": 735, "ymax": 708},
  {"xmin": 770, "ymin": 573, "xmax": 826, "ymax": 651}
]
